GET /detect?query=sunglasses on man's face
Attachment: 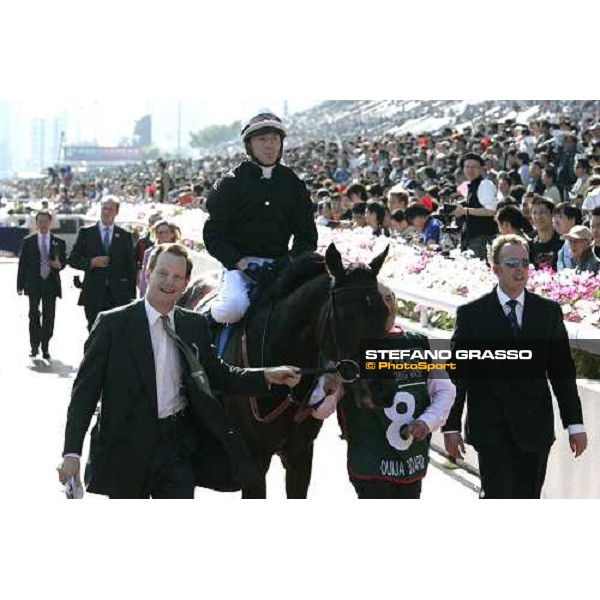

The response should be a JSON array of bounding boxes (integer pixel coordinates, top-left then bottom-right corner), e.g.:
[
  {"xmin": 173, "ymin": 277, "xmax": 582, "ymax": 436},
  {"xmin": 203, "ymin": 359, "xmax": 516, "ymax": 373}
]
[{"xmin": 502, "ymin": 258, "xmax": 529, "ymax": 269}]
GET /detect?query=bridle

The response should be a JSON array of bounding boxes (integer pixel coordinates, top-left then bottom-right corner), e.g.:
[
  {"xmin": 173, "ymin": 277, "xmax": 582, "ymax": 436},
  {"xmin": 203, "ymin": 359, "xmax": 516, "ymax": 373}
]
[
  {"xmin": 244, "ymin": 275, "xmax": 380, "ymax": 424},
  {"xmin": 315, "ymin": 278, "xmax": 380, "ymax": 376}
]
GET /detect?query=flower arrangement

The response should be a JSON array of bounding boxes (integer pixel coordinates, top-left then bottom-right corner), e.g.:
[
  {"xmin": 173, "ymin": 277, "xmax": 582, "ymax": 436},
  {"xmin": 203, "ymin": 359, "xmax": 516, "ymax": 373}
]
[
  {"xmin": 91, "ymin": 206, "xmax": 599, "ymax": 330},
  {"xmin": 313, "ymin": 226, "xmax": 600, "ymax": 329}
]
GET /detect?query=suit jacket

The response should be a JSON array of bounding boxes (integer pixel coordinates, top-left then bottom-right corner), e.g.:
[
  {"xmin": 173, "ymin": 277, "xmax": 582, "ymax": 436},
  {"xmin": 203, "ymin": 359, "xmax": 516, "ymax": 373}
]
[
  {"xmin": 442, "ymin": 287, "xmax": 583, "ymax": 452},
  {"xmin": 68, "ymin": 223, "xmax": 136, "ymax": 310},
  {"xmin": 17, "ymin": 233, "xmax": 67, "ymax": 298},
  {"xmin": 63, "ymin": 300, "xmax": 269, "ymax": 497}
]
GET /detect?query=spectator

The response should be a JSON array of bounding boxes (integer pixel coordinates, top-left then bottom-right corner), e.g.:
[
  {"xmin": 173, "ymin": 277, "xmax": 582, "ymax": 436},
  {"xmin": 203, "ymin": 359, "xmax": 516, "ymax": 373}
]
[
  {"xmin": 452, "ymin": 152, "xmax": 498, "ymax": 260},
  {"xmin": 365, "ymin": 201, "xmax": 390, "ymax": 237},
  {"xmin": 387, "ymin": 185, "xmax": 409, "ymax": 212},
  {"xmin": 562, "ymin": 225, "xmax": 600, "ymax": 274},
  {"xmin": 531, "ymin": 197, "xmax": 563, "ymax": 270},
  {"xmin": 346, "ymin": 183, "xmax": 368, "ymax": 205},
  {"xmin": 516, "ymin": 152, "xmax": 531, "ymax": 187},
  {"xmin": 135, "ymin": 213, "xmax": 162, "ymax": 276},
  {"xmin": 582, "ymin": 176, "xmax": 600, "ymax": 213},
  {"xmin": 569, "ymin": 158, "xmax": 591, "ymax": 203},
  {"xmin": 496, "ymin": 172, "xmax": 512, "ymax": 202},
  {"xmin": 389, "ymin": 209, "xmax": 409, "ymax": 236},
  {"xmin": 588, "ymin": 207, "xmax": 600, "ymax": 258},
  {"xmin": 526, "ymin": 160, "xmax": 545, "ymax": 195},
  {"xmin": 351, "ymin": 201, "xmax": 367, "ymax": 228},
  {"xmin": 552, "ymin": 203, "xmax": 582, "ymax": 271},
  {"xmin": 541, "ymin": 165, "xmax": 562, "ymax": 204},
  {"xmin": 139, "ymin": 220, "xmax": 182, "ymax": 296},
  {"xmin": 405, "ymin": 203, "xmax": 443, "ymax": 247},
  {"xmin": 315, "ymin": 200, "xmax": 333, "ymax": 226},
  {"xmin": 495, "ymin": 205, "xmax": 531, "ymax": 243}
]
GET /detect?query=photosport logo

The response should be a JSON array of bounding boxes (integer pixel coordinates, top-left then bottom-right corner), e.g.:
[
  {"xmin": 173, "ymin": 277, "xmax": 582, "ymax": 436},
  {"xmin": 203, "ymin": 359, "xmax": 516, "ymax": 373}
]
[{"xmin": 360, "ymin": 338, "xmax": 564, "ymax": 380}]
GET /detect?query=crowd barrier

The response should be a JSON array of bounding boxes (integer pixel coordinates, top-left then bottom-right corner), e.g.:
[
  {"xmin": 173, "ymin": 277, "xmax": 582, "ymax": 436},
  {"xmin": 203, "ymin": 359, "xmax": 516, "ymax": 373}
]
[{"xmin": 0, "ymin": 227, "xmax": 27, "ymax": 255}]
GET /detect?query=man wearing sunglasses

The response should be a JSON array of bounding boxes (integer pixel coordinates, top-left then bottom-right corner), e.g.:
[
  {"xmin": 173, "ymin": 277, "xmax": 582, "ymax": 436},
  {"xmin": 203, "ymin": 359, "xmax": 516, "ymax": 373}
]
[{"xmin": 443, "ymin": 234, "xmax": 587, "ymax": 498}]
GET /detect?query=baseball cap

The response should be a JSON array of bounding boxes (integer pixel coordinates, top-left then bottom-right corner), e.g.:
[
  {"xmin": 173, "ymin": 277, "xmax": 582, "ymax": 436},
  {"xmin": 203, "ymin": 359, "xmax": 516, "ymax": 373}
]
[{"xmin": 562, "ymin": 225, "xmax": 593, "ymax": 242}]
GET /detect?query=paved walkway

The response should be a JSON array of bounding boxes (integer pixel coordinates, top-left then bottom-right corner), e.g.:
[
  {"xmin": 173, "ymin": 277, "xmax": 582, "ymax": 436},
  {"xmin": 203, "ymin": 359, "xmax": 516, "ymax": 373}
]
[{"xmin": 0, "ymin": 258, "xmax": 476, "ymax": 501}]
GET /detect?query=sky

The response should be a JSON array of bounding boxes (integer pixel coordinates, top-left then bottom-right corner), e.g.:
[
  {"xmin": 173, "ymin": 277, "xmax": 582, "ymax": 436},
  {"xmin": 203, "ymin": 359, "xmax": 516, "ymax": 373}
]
[{"xmin": 18, "ymin": 99, "xmax": 322, "ymax": 148}]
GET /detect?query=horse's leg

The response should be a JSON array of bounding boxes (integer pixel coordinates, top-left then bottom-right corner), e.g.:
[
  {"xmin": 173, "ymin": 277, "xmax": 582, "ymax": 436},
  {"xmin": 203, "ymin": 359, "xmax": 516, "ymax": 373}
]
[
  {"xmin": 280, "ymin": 442, "xmax": 314, "ymax": 499},
  {"xmin": 241, "ymin": 452, "xmax": 272, "ymax": 499}
]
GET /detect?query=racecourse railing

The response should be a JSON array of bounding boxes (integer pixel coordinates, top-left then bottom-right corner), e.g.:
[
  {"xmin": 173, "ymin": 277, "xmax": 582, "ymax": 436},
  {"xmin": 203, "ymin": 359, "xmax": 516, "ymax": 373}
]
[
  {"xmin": 188, "ymin": 250, "xmax": 600, "ymax": 356},
  {"xmin": 382, "ymin": 279, "xmax": 600, "ymax": 357}
]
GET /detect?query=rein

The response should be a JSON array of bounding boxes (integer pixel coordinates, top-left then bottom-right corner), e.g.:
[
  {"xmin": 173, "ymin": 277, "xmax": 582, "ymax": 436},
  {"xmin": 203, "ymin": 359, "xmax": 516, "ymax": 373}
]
[
  {"xmin": 243, "ymin": 278, "xmax": 378, "ymax": 425},
  {"xmin": 242, "ymin": 305, "xmax": 311, "ymax": 424}
]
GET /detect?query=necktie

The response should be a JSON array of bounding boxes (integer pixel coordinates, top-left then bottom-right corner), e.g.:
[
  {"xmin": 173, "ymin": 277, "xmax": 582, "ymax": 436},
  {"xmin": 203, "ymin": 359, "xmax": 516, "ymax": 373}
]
[
  {"xmin": 40, "ymin": 236, "xmax": 50, "ymax": 279},
  {"xmin": 102, "ymin": 227, "xmax": 110, "ymax": 253},
  {"xmin": 161, "ymin": 315, "xmax": 215, "ymax": 400},
  {"xmin": 505, "ymin": 299, "xmax": 520, "ymax": 336}
]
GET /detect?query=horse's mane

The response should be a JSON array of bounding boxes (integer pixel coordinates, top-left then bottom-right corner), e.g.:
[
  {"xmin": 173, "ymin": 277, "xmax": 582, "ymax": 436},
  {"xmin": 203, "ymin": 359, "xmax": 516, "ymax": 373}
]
[
  {"xmin": 260, "ymin": 252, "xmax": 327, "ymax": 305},
  {"xmin": 265, "ymin": 257, "xmax": 379, "ymax": 349}
]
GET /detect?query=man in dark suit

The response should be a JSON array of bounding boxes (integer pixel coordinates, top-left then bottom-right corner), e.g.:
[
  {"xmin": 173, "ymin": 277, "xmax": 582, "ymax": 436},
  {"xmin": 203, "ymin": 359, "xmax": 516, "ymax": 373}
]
[
  {"xmin": 443, "ymin": 234, "xmax": 587, "ymax": 498},
  {"xmin": 57, "ymin": 243, "xmax": 302, "ymax": 499},
  {"xmin": 68, "ymin": 195, "xmax": 137, "ymax": 331},
  {"xmin": 17, "ymin": 211, "xmax": 67, "ymax": 359}
]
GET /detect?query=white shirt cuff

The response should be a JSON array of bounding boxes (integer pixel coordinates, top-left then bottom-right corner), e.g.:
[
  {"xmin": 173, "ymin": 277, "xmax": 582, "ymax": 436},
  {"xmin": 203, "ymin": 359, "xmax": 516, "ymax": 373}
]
[
  {"xmin": 568, "ymin": 424, "xmax": 585, "ymax": 435},
  {"xmin": 63, "ymin": 453, "xmax": 81, "ymax": 459}
]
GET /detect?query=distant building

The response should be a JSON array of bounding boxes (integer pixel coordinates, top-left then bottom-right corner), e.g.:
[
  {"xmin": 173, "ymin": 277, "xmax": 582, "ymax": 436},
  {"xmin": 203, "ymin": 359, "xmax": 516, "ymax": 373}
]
[
  {"xmin": 0, "ymin": 101, "xmax": 12, "ymax": 177},
  {"xmin": 27, "ymin": 116, "xmax": 66, "ymax": 172},
  {"xmin": 133, "ymin": 114, "xmax": 152, "ymax": 147}
]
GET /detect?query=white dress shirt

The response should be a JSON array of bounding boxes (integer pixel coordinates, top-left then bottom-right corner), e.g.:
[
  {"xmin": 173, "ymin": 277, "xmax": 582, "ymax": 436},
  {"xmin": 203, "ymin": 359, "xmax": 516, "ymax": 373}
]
[
  {"xmin": 477, "ymin": 178, "xmax": 499, "ymax": 210},
  {"xmin": 144, "ymin": 299, "xmax": 187, "ymax": 418}
]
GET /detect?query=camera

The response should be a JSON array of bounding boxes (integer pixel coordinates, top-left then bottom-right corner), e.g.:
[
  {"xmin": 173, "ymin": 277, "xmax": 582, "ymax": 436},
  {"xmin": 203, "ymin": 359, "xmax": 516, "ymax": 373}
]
[{"xmin": 439, "ymin": 202, "xmax": 456, "ymax": 216}]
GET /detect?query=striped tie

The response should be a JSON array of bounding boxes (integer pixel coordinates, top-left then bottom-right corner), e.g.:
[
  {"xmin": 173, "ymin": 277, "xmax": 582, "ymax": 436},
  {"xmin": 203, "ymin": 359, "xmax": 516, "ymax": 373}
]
[{"xmin": 40, "ymin": 236, "xmax": 50, "ymax": 279}]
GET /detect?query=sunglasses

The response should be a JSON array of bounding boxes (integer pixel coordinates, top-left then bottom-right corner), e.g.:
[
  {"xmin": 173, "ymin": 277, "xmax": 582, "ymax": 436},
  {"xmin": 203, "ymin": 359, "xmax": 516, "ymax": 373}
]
[{"xmin": 502, "ymin": 258, "xmax": 529, "ymax": 269}]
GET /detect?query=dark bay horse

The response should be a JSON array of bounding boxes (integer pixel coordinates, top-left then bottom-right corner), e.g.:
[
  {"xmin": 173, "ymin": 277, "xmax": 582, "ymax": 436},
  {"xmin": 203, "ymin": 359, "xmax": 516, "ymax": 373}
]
[{"xmin": 215, "ymin": 242, "xmax": 390, "ymax": 498}]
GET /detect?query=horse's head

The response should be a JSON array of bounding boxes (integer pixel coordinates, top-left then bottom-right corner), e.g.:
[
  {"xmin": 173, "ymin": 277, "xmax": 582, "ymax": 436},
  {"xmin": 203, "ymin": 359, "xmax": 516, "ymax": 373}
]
[{"xmin": 319, "ymin": 242, "xmax": 390, "ymax": 407}]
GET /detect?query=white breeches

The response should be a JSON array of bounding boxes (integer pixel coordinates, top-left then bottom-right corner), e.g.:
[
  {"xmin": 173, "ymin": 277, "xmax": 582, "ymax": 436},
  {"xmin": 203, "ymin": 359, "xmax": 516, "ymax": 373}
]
[{"xmin": 210, "ymin": 256, "xmax": 274, "ymax": 324}]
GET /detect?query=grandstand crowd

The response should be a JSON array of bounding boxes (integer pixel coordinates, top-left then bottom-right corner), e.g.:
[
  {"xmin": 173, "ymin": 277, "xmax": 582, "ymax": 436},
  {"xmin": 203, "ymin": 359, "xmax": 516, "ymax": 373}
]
[{"xmin": 2, "ymin": 100, "xmax": 600, "ymax": 273}]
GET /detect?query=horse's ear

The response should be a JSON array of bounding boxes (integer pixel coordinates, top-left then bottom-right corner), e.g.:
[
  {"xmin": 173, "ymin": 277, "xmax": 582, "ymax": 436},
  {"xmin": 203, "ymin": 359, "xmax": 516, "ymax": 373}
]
[
  {"xmin": 369, "ymin": 245, "xmax": 389, "ymax": 277},
  {"xmin": 325, "ymin": 243, "xmax": 345, "ymax": 279}
]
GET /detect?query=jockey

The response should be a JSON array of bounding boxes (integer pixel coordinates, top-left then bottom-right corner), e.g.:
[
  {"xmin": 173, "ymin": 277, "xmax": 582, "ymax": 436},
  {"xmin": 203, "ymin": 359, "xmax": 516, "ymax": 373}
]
[{"xmin": 203, "ymin": 110, "xmax": 318, "ymax": 324}]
